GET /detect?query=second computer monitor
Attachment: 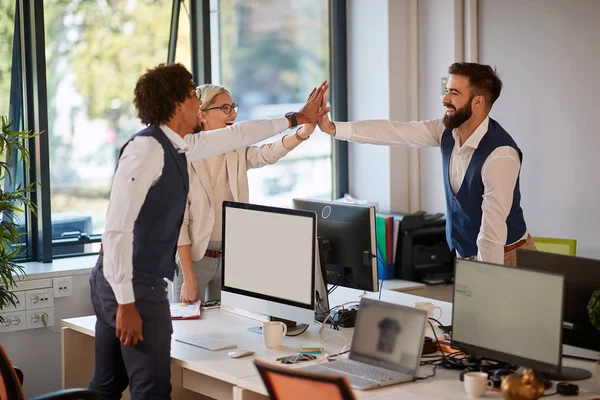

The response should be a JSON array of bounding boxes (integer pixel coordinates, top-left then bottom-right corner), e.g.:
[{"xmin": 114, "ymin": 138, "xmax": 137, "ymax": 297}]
[
  {"xmin": 452, "ymin": 259, "xmax": 564, "ymax": 375},
  {"xmin": 293, "ymin": 198, "xmax": 378, "ymax": 292},
  {"xmin": 517, "ymin": 249, "xmax": 600, "ymax": 360}
]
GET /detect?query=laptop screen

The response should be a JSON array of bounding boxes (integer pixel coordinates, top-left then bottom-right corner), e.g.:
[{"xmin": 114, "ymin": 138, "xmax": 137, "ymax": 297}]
[{"xmin": 349, "ymin": 298, "xmax": 428, "ymax": 374}]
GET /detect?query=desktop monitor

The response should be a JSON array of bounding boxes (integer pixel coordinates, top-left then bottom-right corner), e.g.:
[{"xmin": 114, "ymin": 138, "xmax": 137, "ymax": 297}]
[
  {"xmin": 221, "ymin": 201, "xmax": 316, "ymax": 333},
  {"xmin": 292, "ymin": 199, "xmax": 378, "ymax": 292},
  {"xmin": 517, "ymin": 249, "xmax": 600, "ymax": 376},
  {"xmin": 452, "ymin": 259, "xmax": 564, "ymax": 376}
]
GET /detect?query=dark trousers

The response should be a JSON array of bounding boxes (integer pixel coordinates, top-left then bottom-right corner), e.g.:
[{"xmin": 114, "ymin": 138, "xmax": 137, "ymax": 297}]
[{"xmin": 88, "ymin": 265, "xmax": 173, "ymax": 400}]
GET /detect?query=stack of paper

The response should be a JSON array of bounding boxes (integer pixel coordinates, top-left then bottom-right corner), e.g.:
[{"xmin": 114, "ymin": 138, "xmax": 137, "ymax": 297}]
[
  {"xmin": 170, "ymin": 301, "xmax": 202, "ymax": 320},
  {"xmin": 300, "ymin": 342, "xmax": 323, "ymax": 355}
]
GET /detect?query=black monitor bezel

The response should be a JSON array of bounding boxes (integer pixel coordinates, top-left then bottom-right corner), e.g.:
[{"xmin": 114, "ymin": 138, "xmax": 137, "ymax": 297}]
[
  {"xmin": 292, "ymin": 198, "xmax": 378, "ymax": 292},
  {"xmin": 221, "ymin": 201, "xmax": 316, "ymax": 311}
]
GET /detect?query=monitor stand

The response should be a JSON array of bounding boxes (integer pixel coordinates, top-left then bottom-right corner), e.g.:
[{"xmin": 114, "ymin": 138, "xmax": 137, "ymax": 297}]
[
  {"xmin": 315, "ymin": 237, "xmax": 331, "ymax": 323},
  {"xmin": 536, "ymin": 366, "xmax": 592, "ymax": 381},
  {"xmin": 247, "ymin": 317, "xmax": 309, "ymax": 336}
]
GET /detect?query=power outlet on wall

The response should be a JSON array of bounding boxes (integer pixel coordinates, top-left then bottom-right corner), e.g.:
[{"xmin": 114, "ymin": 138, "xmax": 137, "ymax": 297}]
[
  {"xmin": 2, "ymin": 291, "xmax": 26, "ymax": 312},
  {"xmin": 26, "ymin": 308, "xmax": 54, "ymax": 329},
  {"xmin": 0, "ymin": 311, "xmax": 27, "ymax": 333},
  {"xmin": 25, "ymin": 288, "xmax": 54, "ymax": 310},
  {"xmin": 53, "ymin": 276, "xmax": 72, "ymax": 298}
]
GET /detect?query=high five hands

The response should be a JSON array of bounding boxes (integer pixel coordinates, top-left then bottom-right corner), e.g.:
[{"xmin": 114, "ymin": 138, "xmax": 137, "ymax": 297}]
[
  {"xmin": 296, "ymin": 81, "xmax": 331, "ymax": 125},
  {"xmin": 317, "ymin": 90, "xmax": 336, "ymax": 136}
]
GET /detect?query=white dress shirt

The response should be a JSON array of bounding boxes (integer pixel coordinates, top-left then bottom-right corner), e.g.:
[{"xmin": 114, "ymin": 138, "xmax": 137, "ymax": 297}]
[
  {"xmin": 335, "ymin": 116, "xmax": 526, "ymax": 265},
  {"xmin": 103, "ymin": 118, "xmax": 289, "ymax": 304}
]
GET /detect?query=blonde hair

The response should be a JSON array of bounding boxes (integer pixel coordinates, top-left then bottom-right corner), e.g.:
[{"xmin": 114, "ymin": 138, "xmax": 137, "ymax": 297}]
[{"xmin": 196, "ymin": 84, "xmax": 231, "ymax": 111}]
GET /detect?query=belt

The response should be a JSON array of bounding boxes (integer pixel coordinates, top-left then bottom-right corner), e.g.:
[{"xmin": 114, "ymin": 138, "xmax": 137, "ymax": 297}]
[
  {"xmin": 204, "ymin": 249, "xmax": 222, "ymax": 258},
  {"xmin": 504, "ymin": 237, "xmax": 528, "ymax": 253}
]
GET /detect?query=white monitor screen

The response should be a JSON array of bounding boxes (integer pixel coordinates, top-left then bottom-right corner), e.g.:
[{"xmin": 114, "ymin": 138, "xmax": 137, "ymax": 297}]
[
  {"xmin": 453, "ymin": 259, "xmax": 564, "ymax": 371},
  {"xmin": 222, "ymin": 202, "xmax": 315, "ymax": 309}
]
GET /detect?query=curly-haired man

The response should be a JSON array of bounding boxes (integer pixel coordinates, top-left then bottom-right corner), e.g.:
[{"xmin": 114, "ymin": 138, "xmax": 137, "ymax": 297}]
[{"xmin": 88, "ymin": 63, "xmax": 329, "ymax": 399}]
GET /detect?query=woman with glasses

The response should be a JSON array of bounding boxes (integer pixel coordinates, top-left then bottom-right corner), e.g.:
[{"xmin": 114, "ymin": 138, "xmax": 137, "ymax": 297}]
[{"xmin": 173, "ymin": 84, "xmax": 317, "ymax": 304}]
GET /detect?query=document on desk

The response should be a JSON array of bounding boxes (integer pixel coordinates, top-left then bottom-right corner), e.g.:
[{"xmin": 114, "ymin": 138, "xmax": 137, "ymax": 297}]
[{"xmin": 170, "ymin": 301, "xmax": 201, "ymax": 320}]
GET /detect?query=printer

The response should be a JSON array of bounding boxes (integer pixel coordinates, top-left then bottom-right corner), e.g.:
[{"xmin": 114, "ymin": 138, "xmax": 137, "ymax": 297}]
[{"xmin": 392, "ymin": 212, "xmax": 454, "ymax": 284}]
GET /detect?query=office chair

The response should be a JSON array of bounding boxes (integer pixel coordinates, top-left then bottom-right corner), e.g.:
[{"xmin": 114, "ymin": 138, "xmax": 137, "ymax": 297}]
[
  {"xmin": 254, "ymin": 359, "xmax": 357, "ymax": 400},
  {"xmin": 0, "ymin": 345, "xmax": 99, "ymax": 400},
  {"xmin": 532, "ymin": 237, "xmax": 577, "ymax": 256}
]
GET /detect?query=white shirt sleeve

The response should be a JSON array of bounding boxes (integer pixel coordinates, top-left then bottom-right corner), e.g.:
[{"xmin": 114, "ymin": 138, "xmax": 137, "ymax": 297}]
[
  {"xmin": 102, "ymin": 136, "xmax": 164, "ymax": 304},
  {"xmin": 184, "ymin": 118, "xmax": 289, "ymax": 161},
  {"xmin": 476, "ymin": 146, "xmax": 522, "ymax": 265},
  {"xmin": 335, "ymin": 119, "xmax": 446, "ymax": 147}
]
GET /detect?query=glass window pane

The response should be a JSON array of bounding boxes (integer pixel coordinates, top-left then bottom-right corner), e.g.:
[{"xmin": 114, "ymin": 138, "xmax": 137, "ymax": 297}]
[
  {"xmin": 211, "ymin": 0, "xmax": 332, "ymax": 207},
  {"xmin": 44, "ymin": 0, "xmax": 173, "ymax": 255},
  {"xmin": 1, "ymin": 0, "xmax": 29, "ymax": 259},
  {"xmin": 0, "ymin": 0, "xmax": 15, "ymax": 116},
  {"xmin": 175, "ymin": 0, "xmax": 192, "ymax": 70}
]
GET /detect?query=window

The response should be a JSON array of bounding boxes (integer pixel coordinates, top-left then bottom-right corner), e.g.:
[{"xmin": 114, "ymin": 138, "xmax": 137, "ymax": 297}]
[
  {"xmin": 43, "ymin": 0, "xmax": 176, "ymax": 256},
  {"xmin": 9, "ymin": 1, "xmax": 346, "ymax": 261},
  {"xmin": 210, "ymin": 0, "xmax": 332, "ymax": 207}
]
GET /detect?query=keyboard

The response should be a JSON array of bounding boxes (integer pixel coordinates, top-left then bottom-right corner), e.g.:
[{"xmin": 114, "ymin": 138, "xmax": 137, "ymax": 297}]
[
  {"xmin": 301, "ymin": 359, "xmax": 411, "ymax": 388},
  {"xmin": 175, "ymin": 334, "xmax": 237, "ymax": 351}
]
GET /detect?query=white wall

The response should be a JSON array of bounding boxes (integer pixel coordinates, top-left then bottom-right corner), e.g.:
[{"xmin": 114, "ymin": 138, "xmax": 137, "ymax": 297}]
[
  {"xmin": 346, "ymin": 0, "xmax": 416, "ymax": 213},
  {"xmin": 418, "ymin": 0, "xmax": 457, "ymax": 215},
  {"xmin": 478, "ymin": 0, "xmax": 600, "ymax": 258},
  {"xmin": 1, "ymin": 273, "xmax": 93, "ymax": 397}
]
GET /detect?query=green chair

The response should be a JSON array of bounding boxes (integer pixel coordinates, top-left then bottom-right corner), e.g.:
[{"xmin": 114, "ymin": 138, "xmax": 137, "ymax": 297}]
[{"xmin": 532, "ymin": 237, "xmax": 577, "ymax": 256}]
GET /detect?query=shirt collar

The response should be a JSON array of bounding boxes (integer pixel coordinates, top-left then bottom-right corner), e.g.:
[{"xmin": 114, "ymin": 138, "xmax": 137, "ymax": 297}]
[
  {"xmin": 451, "ymin": 116, "xmax": 490, "ymax": 149},
  {"xmin": 159, "ymin": 124, "xmax": 189, "ymax": 153}
]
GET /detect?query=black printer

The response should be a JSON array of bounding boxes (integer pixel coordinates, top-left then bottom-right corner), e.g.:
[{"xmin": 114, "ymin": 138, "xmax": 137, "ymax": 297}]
[{"xmin": 392, "ymin": 212, "xmax": 454, "ymax": 284}]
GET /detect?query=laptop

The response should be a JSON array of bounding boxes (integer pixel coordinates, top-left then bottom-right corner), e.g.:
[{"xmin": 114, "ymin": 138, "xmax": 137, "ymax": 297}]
[{"xmin": 299, "ymin": 297, "xmax": 428, "ymax": 390}]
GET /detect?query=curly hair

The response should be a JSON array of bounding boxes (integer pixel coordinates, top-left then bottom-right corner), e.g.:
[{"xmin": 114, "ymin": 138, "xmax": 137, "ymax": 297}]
[
  {"xmin": 133, "ymin": 63, "xmax": 196, "ymax": 125},
  {"xmin": 448, "ymin": 62, "xmax": 503, "ymax": 109}
]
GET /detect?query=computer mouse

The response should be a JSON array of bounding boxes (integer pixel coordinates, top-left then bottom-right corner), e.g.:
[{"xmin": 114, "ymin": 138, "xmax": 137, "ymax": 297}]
[{"xmin": 227, "ymin": 349, "xmax": 255, "ymax": 359}]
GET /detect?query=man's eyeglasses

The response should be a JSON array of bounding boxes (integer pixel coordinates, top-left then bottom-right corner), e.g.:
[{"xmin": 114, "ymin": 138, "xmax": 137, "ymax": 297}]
[{"xmin": 204, "ymin": 103, "xmax": 239, "ymax": 114}]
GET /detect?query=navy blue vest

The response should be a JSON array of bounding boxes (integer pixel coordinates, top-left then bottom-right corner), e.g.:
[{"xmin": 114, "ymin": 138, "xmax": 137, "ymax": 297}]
[
  {"xmin": 441, "ymin": 118, "xmax": 527, "ymax": 258},
  {"xmin": 98, "ymin": 125, "xmax": 189, "ymax": 281}
]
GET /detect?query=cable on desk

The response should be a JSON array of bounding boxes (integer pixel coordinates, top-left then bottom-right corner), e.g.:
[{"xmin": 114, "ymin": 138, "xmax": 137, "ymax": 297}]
[{"xmin": 285, "ymin": 324, "xmax": 309, "ymax": 337}]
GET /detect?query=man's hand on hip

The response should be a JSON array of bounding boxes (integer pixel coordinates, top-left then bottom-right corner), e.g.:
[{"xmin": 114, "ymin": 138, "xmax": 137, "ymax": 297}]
[{"xmin": 116, "ymin": 302, "xmax": 144, "ymax": 346}]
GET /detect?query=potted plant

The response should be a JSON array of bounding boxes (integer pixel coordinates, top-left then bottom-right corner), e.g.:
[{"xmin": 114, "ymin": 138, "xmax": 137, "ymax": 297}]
[
  {"xmin": 588, "ymin": 289, "xmax": 600, "ymax": 332},
  {"xmin": 0, "ymin": 115, "xmax": 39, "ymax": 322}
]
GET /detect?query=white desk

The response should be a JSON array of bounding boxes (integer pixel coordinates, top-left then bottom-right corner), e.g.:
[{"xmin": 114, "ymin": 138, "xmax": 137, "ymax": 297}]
[{"xmin": 62, "ymin": 289, "xmax": 600, "ymax": 400}]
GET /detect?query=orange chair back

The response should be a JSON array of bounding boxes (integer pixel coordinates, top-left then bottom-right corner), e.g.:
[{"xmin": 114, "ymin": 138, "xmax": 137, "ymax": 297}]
[
  {"xmin": 254, "ymin": 359, "xmax": 356, "ymax": 400},
  {"xmin": 0, "ymin": 345, "xmax": 25, "ymax": 400}
]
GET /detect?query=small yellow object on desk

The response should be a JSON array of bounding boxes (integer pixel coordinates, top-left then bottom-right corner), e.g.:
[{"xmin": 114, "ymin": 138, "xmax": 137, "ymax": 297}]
[{"xmin": 300, "ymin": 342, "xmax": 323, "ymax": 355}]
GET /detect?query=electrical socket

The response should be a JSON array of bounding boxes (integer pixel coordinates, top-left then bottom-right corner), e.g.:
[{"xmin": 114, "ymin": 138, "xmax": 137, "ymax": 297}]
[
  {"xmin": 53, "ymin": 276, "xmax": 72, "ymax": 298},
  {"xmin": 27, "ymin": 308, "xmax": 54, "ymax": 329},
  {"xmin": 0, "ymin": 311, "xmax": 27, "ymax": 333},
  {"xmin": 2, "ymin": 291, "xmax": 26, "ymax": 312},
  {"xmin": 25, "ymin": 288, "xmax": 54, "ymax": 310}
]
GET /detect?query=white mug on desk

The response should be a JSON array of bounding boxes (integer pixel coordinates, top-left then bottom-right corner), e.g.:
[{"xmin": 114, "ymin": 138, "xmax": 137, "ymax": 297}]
[
  {"xmin": 463, "ymin": 371, "xmax": 493, "ymax": 398},
  {"xmin": 263, "ymin": 321, "xmax": 287, "ymax": 348},
  {"xmin": 414, "ymin": 302, "xmax": 443, "ymax": 321}
]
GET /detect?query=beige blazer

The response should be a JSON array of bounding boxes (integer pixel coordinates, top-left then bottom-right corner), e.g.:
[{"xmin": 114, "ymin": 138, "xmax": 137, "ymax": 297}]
[{"xmin": 177, "ymin": 139, "xmax": 290, "ymax": 261}]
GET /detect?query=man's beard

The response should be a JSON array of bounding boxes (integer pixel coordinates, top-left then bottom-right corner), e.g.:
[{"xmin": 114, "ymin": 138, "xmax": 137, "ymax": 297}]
[
  {"xmin": 443, "ymin": 100, "xmax": 472, "ymax": 129},
  {"xmin": 192, "ymin": 124, "xmax": 202, "ymax": 133}
]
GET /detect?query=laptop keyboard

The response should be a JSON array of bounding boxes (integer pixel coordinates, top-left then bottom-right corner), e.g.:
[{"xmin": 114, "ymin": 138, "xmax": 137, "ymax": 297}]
[{"xmin": 301, "ymin": 359, "xmax": 410, "ymax": 385}]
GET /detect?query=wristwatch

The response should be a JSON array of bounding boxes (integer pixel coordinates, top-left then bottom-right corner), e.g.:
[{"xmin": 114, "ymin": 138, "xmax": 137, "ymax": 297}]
[{"xmin": 285, "ymin": 112, "xmax": 298, "ymax": 128}]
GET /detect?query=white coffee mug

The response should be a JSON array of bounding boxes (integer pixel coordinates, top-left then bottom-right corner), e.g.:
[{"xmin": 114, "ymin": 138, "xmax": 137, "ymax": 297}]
[
  {"xmin": 263, "ymin": 321, "xmax": 287, "ymax": 348},
  {"xmin": 415, "ymin": 302, "xmax": 443, "ymax": 320},
  {"xmin": 463, "ymin": 371, "xmax": 493, "ymax": 398}
]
